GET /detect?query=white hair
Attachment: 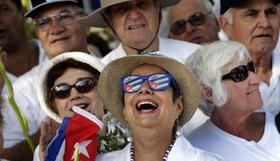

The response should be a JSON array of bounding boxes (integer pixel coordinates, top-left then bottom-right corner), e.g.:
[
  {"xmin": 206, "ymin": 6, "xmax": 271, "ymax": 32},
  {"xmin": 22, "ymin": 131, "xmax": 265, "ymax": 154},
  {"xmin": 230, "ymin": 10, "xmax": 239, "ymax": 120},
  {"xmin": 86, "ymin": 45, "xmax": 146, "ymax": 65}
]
[{"xmin": 185, "ymin": 41, "xmax": 251, "ymax": 116}]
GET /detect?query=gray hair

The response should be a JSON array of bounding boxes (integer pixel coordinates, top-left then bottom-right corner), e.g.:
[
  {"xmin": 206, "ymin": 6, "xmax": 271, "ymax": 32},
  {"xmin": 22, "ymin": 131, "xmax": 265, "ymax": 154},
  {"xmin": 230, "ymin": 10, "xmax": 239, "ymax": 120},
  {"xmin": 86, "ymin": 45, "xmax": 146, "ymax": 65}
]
[{"xmin": 185, "ymin": 41, "xmax": 251, "ymax": 116}]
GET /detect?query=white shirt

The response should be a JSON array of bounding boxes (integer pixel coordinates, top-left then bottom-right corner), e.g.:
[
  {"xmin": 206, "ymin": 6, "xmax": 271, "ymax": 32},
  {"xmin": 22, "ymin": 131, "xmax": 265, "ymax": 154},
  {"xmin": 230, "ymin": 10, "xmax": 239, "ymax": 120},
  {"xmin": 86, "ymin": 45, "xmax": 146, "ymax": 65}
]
[
  {"xmin": 101, "ymin": 37, "xmax": 200, "ymax": 65},
  {"xmin": 96, "ymin": 135, "xmax": 223, "ymax": 161},
  {"xmin": 1, "ymin": 40, "xmax": 48, "ymax": 148},
  {"xmin": 259, "ymin": 52, "xmax": 280, "ymax": 114},
  {"xmin": 187, "ymin": 113, "xmax": 280, "ymax": 161}
]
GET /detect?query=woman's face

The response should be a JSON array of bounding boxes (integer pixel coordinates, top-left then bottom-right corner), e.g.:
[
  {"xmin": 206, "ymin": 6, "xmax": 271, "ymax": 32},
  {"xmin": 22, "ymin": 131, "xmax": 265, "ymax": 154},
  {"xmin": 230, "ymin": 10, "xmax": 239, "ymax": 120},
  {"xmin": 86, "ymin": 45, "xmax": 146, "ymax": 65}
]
[
  {"xmin": 221, "ymin": 57, "xmax": 263, "ymax": 113},
  {"xmin": 123, "ymin": 64, "xmax": 183, "ymax": 133},
  {"xmin": 52, "ymin": 67, "xmax": 104, "ymax": 119}
]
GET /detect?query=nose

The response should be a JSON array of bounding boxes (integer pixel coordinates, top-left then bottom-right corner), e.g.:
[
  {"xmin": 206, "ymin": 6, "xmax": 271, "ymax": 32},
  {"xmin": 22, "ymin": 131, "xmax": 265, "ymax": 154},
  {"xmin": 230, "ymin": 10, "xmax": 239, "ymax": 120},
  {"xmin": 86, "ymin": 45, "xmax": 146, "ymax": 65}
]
[
  {"xmin": 69, "ymin": 88, "xmax": 82, "ymax": 101},
  {"xmin": 185, "ymin": 22, "xmax": 196, "ymax": 34},
  {"xmin": 137, "ymin": 81, "xmax": 153, "ymax": 95},
  {"xmin": 49, "ymin": 18, "xmax": 65, "ymax": 34},
  {"xmin": 127, "ymin": 6, "xmax": 142, "ymax": 20},
  {"xmin": 258, "ymin": 14, "xmax": 271, "ymax": 28},
  {"xmin": 248, "ymin": 72, "xmax": 261, "ymax": 85}
]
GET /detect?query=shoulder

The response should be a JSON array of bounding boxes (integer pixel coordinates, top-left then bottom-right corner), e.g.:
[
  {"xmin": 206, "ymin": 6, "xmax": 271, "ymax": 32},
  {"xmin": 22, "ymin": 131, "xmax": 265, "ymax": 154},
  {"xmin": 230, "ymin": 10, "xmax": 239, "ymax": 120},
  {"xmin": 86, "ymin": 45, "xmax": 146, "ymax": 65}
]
[
  {"xmin": 159, "ymin": 37, "xmax": 200, "ymax": 50},
  {"xmin": 101, "ymin": 44, "xmax": 125, "ymax": 65},
  {"xmin": 170, "ymin": 136, "xmax": 223, "ymax": 161}
]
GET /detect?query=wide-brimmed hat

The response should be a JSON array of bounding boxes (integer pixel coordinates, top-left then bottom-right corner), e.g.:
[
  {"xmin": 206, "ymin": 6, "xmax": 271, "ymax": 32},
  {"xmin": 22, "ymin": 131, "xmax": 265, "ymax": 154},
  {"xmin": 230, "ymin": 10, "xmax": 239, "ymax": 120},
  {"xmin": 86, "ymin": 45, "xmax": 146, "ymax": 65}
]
[
  {"xmin": 25, "ymin": 0, "xmax": 79, "ymax": 18},
  {"xmin": 80, "ymin": 0, "xmax": 180, "ymax": 27},
  {"xmin": 98, "ymin": 52, "xmax": 200, "ymax": 128},
  {"xmin": 214, "ymin": 0, "xmax": 280, "ymax": 16},
  {"xmin": 37, "ymin": 52, "xmax": 105, "ymax": 123}
]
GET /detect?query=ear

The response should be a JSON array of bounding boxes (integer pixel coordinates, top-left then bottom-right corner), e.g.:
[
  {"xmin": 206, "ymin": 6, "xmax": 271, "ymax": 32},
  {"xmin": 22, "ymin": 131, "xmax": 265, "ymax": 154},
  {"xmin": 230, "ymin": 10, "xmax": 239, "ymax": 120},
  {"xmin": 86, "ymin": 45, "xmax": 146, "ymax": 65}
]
[
  {"xmin": 175, "ymin": 95, "xmax": 183, "ymax": 117},
  {"xmin": 201, "ymin": 85, "xmax": 213, "ymax": 103},
  {"xmin": 219, "ymin": 16, "xmax": 232, "ymax": 37}
]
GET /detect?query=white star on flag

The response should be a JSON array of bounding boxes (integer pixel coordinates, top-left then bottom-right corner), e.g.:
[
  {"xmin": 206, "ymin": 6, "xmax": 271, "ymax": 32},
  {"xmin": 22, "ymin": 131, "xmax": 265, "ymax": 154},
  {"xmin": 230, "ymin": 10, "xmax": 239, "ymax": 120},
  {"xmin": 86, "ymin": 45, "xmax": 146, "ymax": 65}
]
[{"xmin": 71, "ymin": 140, "xmax": 92, "ymax": 160}]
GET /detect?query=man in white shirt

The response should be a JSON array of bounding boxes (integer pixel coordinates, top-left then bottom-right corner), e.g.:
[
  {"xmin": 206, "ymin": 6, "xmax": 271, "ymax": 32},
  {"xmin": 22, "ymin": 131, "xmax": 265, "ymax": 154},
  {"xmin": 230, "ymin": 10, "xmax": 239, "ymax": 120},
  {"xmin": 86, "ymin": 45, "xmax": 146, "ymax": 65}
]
[
  {"xmin": 1, "ymin": 0, "xmax": 91, "ymax": 160},
  {"xmin": 214, "ymin": 0, "xmax": 280, "ymax": 114},
  {"xmin": 81, "ymin": 0, "xmax": 200, "ymax": 65}
]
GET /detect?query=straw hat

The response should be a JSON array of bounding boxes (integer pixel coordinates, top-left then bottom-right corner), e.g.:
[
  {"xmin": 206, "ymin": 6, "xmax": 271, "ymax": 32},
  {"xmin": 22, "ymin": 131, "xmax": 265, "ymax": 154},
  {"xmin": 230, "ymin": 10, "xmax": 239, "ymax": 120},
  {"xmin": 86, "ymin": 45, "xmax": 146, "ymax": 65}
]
[
  {"xmin": 98, "ymin": 52, "xmax": 200, "ymax": 128},
  {"xmin": 37, "ymin": 52, "xmax": 105, "ymax": 123},
  {"xmin": 80, "ymin": 0, "xmax": 180, "ymax": 27}
]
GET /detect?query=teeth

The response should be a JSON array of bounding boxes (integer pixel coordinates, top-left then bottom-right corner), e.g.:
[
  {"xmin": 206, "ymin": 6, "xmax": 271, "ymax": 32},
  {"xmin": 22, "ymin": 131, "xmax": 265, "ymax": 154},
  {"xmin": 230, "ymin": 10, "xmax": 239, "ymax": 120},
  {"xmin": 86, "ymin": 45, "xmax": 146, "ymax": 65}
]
[
  {"xmin": 128, "ymin": 24, "xmax": 145, "ymax": 30},
  {"xmin": 136, "ymin": 101, "xmax": 158, "ymax": 111},
  {"xmin": 137, "ymin": 101, "xmax": 156, "ymax": 107},
  {"xmin": 75, "ymin": 103, "xmax": 89, "ymax": 109}
]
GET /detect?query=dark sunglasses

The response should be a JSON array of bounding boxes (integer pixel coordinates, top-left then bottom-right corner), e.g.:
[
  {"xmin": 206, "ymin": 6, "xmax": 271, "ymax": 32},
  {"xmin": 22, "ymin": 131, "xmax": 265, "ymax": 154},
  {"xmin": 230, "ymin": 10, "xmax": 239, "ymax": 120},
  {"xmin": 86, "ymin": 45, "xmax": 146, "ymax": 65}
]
[
  {"xmin": 121, "ymin": 73, "xmax": 177, "ymax": 93},
  {"xmin": 51, "ymin": 77, "xmax": 97, "ymax": 99},
  {"xmin": 222, "ymin": 61, "xmax": 255, "ymax": 82},
  {"xmin": 170, "ymin": 12, "xmax": 211, "ymax": 36}
]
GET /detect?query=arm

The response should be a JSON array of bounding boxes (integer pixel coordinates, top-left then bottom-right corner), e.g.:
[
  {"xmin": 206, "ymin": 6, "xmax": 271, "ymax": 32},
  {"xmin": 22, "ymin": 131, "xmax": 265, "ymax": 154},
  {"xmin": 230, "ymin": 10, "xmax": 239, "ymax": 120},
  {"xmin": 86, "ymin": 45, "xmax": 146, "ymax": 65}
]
[{"xmin": 0, "ymin": 130, "xmax": 40, "ymax": 161}]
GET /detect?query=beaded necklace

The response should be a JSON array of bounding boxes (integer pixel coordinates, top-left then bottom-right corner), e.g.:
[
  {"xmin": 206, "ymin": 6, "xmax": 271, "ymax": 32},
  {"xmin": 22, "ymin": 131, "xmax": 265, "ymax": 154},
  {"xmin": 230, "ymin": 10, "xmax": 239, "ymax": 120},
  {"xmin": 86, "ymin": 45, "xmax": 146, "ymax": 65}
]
[{"xmin": 130, "ymin": 139, "xmax": 175, "ymax": 161}]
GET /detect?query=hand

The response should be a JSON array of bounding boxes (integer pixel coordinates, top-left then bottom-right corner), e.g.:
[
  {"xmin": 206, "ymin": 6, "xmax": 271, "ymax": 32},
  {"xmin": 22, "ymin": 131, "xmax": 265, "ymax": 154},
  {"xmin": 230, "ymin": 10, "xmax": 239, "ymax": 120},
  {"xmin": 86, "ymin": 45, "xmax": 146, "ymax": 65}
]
[{"xmin": 39, "ymin": 117, "xmax": 59, "ymax": 161}]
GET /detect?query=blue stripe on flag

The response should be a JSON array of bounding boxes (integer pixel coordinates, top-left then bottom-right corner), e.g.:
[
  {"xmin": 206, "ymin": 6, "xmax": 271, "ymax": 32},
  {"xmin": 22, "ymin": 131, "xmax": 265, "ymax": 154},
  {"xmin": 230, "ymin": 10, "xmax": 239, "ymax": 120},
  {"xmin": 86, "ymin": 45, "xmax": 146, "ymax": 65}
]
[{"xmin": 45, "ymin": 117, "xmax": 70, "ymax": 161}]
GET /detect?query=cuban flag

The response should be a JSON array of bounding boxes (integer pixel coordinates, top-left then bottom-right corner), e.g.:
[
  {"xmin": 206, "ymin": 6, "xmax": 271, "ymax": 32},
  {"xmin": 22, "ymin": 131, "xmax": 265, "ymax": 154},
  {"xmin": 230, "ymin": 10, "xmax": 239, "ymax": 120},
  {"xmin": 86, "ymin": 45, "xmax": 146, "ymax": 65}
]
[{"xmin": 45, "ymin": 106, "xmax": 103, "ymax": 161}]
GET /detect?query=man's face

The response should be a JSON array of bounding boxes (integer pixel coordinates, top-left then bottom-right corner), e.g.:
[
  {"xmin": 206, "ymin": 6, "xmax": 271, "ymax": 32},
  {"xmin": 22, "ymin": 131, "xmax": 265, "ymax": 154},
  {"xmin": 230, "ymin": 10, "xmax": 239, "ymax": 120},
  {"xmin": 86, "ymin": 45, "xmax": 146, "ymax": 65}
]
[
  {"xmin": 0, "ymin": 0, "xmax": 25, "ymax": 52},
  {"xmin": 221, "ymin": 0, "xmax": 280, "ymax": 56},
  {"xmin": 106, "ymin": 0, "xmax": 160, "ymax": 50},
  {"xmin": 169, "ymin": 0, "xmax": 219, "ymax": 44},
  {"xmin": 35, "ymin": 4, "xmax": 89, "ymax": 58}
]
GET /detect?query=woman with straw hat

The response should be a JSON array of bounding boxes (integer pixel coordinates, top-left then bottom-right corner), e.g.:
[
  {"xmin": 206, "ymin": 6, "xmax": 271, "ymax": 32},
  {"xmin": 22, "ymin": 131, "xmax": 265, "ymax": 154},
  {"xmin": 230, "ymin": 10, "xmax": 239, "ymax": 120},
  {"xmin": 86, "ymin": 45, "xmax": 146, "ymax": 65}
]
[
  {"xmin": 97, "ymin": 52, "xmax": 223, "ymax": 161},
  {"xmin": 34, "ymin": 52, "xmax": 127, "ymax": 161}
]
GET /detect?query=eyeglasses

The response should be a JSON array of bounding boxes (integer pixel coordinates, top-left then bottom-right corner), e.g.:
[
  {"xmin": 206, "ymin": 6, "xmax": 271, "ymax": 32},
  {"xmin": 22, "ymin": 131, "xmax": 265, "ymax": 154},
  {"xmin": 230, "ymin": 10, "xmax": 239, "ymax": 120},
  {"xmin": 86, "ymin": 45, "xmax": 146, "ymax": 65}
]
[
  {"xmin": 121, "ymin": 73, "xmax": 177, "ymax": 93},
  {"xmin": 34, "ymin": 11, "xmax": 81, "ymax": 31},
  {"xmin": 170, "ymin": 12, "xmax": 211, "ymax": 36},
  {"xmin": 222, "ymin": 61, "xmax": 256, "ymax": 82},
  {"xmin": 51, "ymin": 77, "xmax": 97, "ymax": 99}
]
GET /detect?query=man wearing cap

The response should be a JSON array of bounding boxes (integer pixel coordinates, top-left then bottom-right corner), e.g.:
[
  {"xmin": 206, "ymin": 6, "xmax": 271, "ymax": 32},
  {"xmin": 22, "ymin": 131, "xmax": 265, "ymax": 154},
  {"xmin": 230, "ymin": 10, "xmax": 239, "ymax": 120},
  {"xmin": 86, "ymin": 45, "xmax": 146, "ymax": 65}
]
[
  {"xmin": 214, "ymin": 0, "xmax": 280, "ymax": 114},
  {"xmin": 81, "ymin": 0, "xmax": 199, "ymax": 65},
  {"xmin": 0, "ymin": 0, "xmax": 47, "ymax": 81},
  {"xmin": 1, "ymin": 0, "xmax": 91, "ymax": 160},
  {"xmin": 168, "ymin": 0, "xmax": 219, "ymax": 44}
]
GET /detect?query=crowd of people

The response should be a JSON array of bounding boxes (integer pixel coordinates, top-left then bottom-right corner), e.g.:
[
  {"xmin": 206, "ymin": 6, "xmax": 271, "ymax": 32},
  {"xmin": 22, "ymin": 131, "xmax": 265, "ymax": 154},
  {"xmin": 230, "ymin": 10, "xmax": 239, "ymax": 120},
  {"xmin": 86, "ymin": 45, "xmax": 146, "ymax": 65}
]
[{"xmin": 0, "ymin": 0, "xmax": 279, "ymax": 160}]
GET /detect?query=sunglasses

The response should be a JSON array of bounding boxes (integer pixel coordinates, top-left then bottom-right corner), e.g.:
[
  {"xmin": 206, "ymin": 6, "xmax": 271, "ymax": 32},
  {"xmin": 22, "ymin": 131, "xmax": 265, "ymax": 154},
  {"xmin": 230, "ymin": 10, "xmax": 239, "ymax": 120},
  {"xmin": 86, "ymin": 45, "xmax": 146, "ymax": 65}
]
[
  {"xmin": 222, "ymin": 61, "xmax": 256, "ymax": 82},
  {"xmin": 51, "ymin": 77, "xmax": 97, "ymax": 99},
  {"xmin": 121, "ymin": 73, "xmax": 176, "ymax": 93},
  {"xmin": 170, "ymin": 12, "xmax": 211, "ymax": 36}
]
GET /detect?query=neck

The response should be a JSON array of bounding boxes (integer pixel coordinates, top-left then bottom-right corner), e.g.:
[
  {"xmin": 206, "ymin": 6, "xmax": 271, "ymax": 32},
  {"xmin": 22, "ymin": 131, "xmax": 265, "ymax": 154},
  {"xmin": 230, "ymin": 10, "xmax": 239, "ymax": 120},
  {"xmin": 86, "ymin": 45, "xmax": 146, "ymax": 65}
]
[
  {"xmin": 131, "ymin": 127, "xmax": 173, "ymax": 161},
  {"xmin": 122, "ymin": 37, "xmax": 159, "ymax": 56},
  {"xmin": 6, "ymin": 39, "xmax": 39, "ymax": 76},
  {"xmin": 211, "ymin": 108, "xmax": 265, "ymax": 141},
  {"xmin": 250, "ymin": 51, "xmax": 273, "ymax": 85}
]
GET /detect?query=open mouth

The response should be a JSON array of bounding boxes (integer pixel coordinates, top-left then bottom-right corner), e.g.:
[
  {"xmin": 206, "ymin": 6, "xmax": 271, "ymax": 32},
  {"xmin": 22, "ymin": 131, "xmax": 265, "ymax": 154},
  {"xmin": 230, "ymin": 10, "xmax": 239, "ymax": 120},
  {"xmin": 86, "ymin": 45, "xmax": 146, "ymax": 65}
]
[
  {"xmin": 136, "ymin": 101, "xmax": 158, "ymax": 112},
  {"xmin": 128, "ymin": 24, "xmax": 145, "ymax": 30},
  {"xmin": 73, "ymin": 103, "xmax": 89, "ymax": 110}
]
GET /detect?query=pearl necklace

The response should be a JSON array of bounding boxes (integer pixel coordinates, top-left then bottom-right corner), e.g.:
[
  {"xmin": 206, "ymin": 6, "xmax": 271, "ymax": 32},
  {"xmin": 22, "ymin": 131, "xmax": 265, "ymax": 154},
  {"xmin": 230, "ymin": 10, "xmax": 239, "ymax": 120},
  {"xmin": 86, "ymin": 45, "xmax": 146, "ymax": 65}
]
[{"xmin": 130, "ymin": 139, "xmax": 175, "ymax": 161}]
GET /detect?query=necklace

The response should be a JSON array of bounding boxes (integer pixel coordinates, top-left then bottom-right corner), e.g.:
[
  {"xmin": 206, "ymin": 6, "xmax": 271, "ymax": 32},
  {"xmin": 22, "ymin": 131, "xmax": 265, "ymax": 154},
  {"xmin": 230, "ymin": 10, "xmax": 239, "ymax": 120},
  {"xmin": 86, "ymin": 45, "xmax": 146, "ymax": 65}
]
[{"xmin": 130, "ymin": 139, "xmax": 175, "ymax": 161}]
